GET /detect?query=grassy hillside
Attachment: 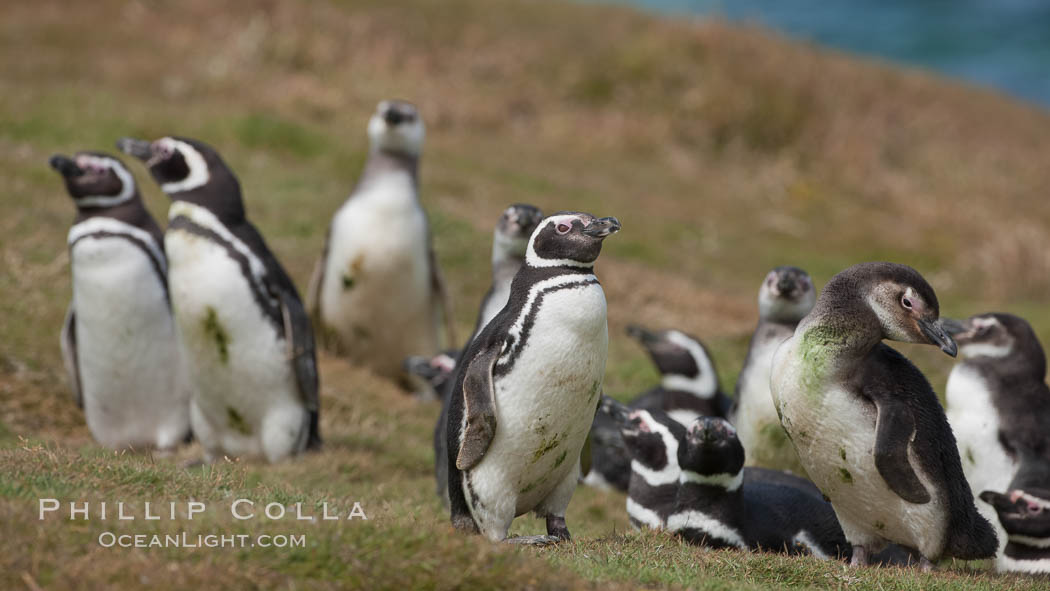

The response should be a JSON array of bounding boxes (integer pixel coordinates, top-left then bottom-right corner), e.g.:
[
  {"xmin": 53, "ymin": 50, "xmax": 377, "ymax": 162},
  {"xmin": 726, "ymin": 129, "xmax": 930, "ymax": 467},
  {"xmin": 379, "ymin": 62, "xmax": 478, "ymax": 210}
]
[{"xmin": 3, "ymin": 0, "xmax": 1050, "ymax": 588}]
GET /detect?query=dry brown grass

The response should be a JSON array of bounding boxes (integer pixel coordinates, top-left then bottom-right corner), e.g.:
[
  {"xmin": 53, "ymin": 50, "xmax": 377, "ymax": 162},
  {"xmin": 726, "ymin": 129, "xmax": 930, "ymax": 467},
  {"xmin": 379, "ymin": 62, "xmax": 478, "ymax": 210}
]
[{"xmin": 4, "ymin": 0, "xmax": 1050, "ymax": 588}]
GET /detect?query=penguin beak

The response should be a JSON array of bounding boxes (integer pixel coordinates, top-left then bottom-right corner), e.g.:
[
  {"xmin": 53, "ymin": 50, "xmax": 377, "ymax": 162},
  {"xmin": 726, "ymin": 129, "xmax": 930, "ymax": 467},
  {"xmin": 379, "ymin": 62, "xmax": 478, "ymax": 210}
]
[
  {"xmin": 919, "ymin": 317, "xmax": 958, "ymax": 357},
  {"xmin": 582, "ymin": 216, "xmax": 621, "ymax": 238},
  {"xmin": 599, "ymin": 395, "xmax": 631, "ymax": 424},
  {"xmin": 626, "ymin": 324, "xmax": 659, "ymax": 344},
  {"xmin": 49, "ymin": 155, "xmax": 84, "ymax": 178},
  {"xmin": 116, "ymin": 137, "xmax": 154, "ymax": 161},
  {"xmin": 939, "ymin": 317, "xmax": 969, "ymax": 337}
]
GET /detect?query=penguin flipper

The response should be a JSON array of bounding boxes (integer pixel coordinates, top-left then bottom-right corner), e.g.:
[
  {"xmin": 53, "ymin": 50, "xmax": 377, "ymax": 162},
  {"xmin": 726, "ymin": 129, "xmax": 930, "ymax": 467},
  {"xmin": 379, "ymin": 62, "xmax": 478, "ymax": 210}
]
[
  {"xmin": 428, "ymin": 245, "xmax": 458, "ymax": 349},
  {"xmin": 455, "ymin": 344, "xmax": 499, "ymax": 471},
  {"xmin": 873, "ymin": 399, "xmax": 931, "ymax": 504},
  {"xmin": 278, "ymin": 286, "xmax": 322, "ymax": 449},
  {"xmin": 60, "ymin": 305, "xmax": 82, "ymax": 409}
]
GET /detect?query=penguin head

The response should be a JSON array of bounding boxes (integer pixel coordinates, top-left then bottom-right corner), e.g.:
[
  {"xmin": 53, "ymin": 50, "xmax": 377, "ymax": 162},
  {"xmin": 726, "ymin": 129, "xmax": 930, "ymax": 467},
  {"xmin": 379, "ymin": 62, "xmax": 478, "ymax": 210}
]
[
  {"xmin": 49, "ymin": 151, "xmax": 137, "ymax": 209},
  {"xmin": 679, "ymin": 416, "xmax": 745, "ymax": 477},
  {"xmin": 525, "ymin": 212, "xmax": 621, "ymax": 268},
  {"xmin": 626, "ymin": 325, "xmax": 719, "ymax": 398},
  {"xmin": 979, "ymin": 489, "xmax": 1050, "ymax": 542},
  {"xmin": 945, "ymin": 313, "xmax": 1045, "ymax": 369},
  {"xmin": 619, "ymin": 408, "xmax": 684, "ymax": 472},
  {"xmin": 493, "ymin": 204, "xmax": 544, "ymax": 260},
  {"xmin": 829, "ymin": 262, "xmax": 957, "ymax": 356},
  {"xmin": 368, "ymin": 100, "xmax": 425, "ymax": 157},
  {"xmin": 758, "ymin": 266, "xmax": 816, "ymax": 323},
  {"xmin": 118, "ymin": 136, "xmax": 243, "ymax": 214}
]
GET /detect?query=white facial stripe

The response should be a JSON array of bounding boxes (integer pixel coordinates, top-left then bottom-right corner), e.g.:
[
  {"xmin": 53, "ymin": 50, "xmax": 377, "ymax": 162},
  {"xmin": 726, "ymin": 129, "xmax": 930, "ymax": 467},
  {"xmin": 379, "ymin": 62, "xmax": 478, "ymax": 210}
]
[
  {"xmin": 73, "ymin": 155, "xmax": 135, "ymax": 207},
  {"xmin": 972, "ymin": 317, "xmax": 1000, "ymax": 329},
  {"xmin": 168, "ymin": 201, "xmax": 270, "ymax": 301},
  {"xmin": 680, "ymin": 469, "xmax": 743, "ymax": 492},
  {"xmin": 665, "ymin": 510, "xmax": 748, "ymax": 549},
  {"xmin": 367, "ymin": 113, "xmax": 425, "ymax": 156},
  {"xmin": 1018, "ymin": 492, "xmax": 1050, "ymax": 511},
  {"xmin": 661, "ymin": 330, "xmax": 718, "ymax": 398},
  {"xmin": 791, "ymin": 531, "xmax": 831, "ymax": 560},
  {"xmin": 998, "ymin": 554, "xmax": 1050, "ymax": 574},
  {"xmin": 959, "ymin": 342, "xmax": 1012, "ymax": 358},
  {"xmin": 68, "ymin": 217, "xmax": 165, "ymax": 273},
  {"xmin": 495, "ymin": 271, "xmax": 597, "ymax": 368},
  {"xmin": 158, "ymin": 139, "xmax": 211, "ymax": 194},
  {"xmin": 1010, "ymin": 534, "xmax": 1050, "ymax": 549},
  {"xmin": 626, "ymin": 497, "xmax": 663, "ymax": 529},
  {"xmin": 629, "ymin": 411, "xmax": 681, "ymax": 486},
  {"xmin": 525, "ymin": 215, "xmax": 594, "ymax": 269}
]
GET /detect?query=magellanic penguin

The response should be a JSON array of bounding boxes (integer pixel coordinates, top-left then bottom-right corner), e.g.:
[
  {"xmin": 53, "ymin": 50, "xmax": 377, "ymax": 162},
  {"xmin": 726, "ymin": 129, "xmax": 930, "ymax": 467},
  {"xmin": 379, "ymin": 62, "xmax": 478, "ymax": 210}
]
[
  {"xmin": 469, "ymin": 203, "xmax": 544, "ymax": 339},
  {"xmin": 943, "ymin": 313, "xmax": 1050, "ymax": 498},
  {"xmin": 49, "ymin": 151, "xmax": 190, "ymax": 451},
  {"xmin": 600, "ymin": 397, "xmax": 827, "ymax": 531},
  {"xmin": 770, "ymin": 262, "xmax": 998, "ymax": 568},
  {"xmin": 446, "ymin": 212, "xmax": 620, "ymax": 544},
  {"xmin": 981, "ymin": 485, "xmax": 1050, "ymax": 574},
  {"xmin": 118, "ymin": 136, "xmax": 320, "ymax": 463},
  {"xmin": 584, "ymin": 325, "xmax": 730, "ymax": 492},
  {"xmin": 307, "ymin": 100, "xmax": 455, "ymax": 382},
  {"xmin": 602, "ymin": 399, "xmax": 686, "ymax": 530},
  {"xmin": 669, "ymin": 416, "xmax": 851, "ymax": 559},
  {"xmin": 732, "ymin": 266, "xmax": 815, "ymax": 476},
  {"xmin": 425, "ymin": 203, "xmax": 543, "ymax": 505}
]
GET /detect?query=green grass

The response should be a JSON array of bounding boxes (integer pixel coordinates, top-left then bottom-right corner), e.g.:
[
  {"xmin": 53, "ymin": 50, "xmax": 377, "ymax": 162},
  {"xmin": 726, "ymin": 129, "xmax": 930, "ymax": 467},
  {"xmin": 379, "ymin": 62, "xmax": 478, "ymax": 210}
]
[{"xmin": 4, "ymin": 0, "xmax": 1050, "ymax": 588}]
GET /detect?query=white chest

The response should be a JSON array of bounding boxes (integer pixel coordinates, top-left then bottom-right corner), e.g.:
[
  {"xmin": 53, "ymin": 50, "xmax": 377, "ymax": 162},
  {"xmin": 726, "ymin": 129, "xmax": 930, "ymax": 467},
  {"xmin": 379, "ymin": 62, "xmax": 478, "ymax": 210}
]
[
  {"xmin": 772, "ymin": 341, "xmax": 948, "ymax": 555},
  {"xmin": 946, "ymin": 365, "xmax": 1017, "ymax": 494},
  {"xmin": 475, "ymin": 279, "xmax": 609, "ymax": 511},
  {"xmin": 736, "ymin": 337, "xmax": 795, "ymax": 463}
]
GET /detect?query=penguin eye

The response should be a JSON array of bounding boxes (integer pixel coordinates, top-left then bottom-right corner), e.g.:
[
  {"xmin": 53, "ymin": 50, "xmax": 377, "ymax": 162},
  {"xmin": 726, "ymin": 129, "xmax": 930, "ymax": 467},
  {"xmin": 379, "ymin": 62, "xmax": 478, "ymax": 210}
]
[
  {"xmin": 901, "ymin": 296, "xmax": 913, "ymax": 310},
  {"xmin": 556, "ymin": 223, "xmax": 572, "ymax": 235}
]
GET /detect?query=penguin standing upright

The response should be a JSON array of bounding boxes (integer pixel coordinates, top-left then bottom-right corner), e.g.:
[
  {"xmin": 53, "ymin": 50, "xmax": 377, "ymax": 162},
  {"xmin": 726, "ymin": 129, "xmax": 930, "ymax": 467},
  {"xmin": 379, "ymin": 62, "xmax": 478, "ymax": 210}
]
[
  {"xmin": 943, "ymin": 313, "xmax": 1050, "ymax": 498},
  {"xmin": 732, "ymin": 266, "xmax": 816, "ymax": 475},
  {"xmin": 308, "ymin": 100, "xmax": 454, "ymax": 381},
  {"xmin": 770, "ymin": 262, "xmax": 997, "ymax": 568},
  {"xmin": 49, "ymin": 151, "xmax": 190, "ymax": 451},
  {"xmin": 427, "ymin": 203, "xmax": 542, "ymax": 504},
  {"xmin": 118, "ymin": 136, "xmax": 320, "ymax": 463},
  {"xmin": 446, "ymin": 212, "xmax": 620, "ymax": 544},
  {"xmin": 585, "ymin": 325, "xmax": 729, "ymax": 492}
]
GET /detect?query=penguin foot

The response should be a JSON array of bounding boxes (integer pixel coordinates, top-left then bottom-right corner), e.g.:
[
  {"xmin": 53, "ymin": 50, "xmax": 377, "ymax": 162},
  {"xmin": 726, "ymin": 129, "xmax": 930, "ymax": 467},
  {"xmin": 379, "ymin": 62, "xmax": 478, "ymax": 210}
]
[
  {"xmin": 451, "ymin": 514, "xmax": 480, "ymax": 535},
  {"xmin": 919, "ymin": 557, "xmax": 935, "ymax": 572},
  {"xmin": 849, "ymin": 545, "xmax": 869, "ymax": 568},
  {"xmin": 546, "ymin": 515, "xmax": 571, "ymax": 541},
  {"xmin": 503, "ymin": 535, "xmax": 565, "ymax": 547}
]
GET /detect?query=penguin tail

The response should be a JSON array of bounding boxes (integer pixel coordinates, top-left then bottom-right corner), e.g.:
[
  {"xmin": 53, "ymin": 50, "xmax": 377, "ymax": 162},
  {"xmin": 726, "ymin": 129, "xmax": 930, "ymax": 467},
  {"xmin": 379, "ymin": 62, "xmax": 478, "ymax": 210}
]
[{"xmin": 944, "ymin": 508, "xmax": 999, "ymax": 560}]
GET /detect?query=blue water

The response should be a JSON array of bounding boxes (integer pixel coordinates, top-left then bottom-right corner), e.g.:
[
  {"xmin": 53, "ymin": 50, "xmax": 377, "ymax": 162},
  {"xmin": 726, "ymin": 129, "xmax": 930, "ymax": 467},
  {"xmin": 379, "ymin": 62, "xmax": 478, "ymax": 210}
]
[{"xmin": 615, "ymin": 0, "xmax": 1050, "ymax": 108}]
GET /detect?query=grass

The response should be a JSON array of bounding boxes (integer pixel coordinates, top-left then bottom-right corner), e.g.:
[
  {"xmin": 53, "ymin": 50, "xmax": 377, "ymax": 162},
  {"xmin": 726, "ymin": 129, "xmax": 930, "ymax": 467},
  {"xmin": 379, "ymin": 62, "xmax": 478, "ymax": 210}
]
[{"xmin": 3, "ymin": 0, "xmax": 1050, "ymax": 588}]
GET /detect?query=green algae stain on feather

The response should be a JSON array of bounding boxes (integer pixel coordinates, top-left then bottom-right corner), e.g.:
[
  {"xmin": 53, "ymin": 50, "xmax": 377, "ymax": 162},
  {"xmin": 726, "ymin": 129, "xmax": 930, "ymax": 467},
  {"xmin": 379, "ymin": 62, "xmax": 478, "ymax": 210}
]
[
  {"xmin": 226, "ymin": 406, "xmax": 252, "ymax": 435},
  {"xmin": 839, "ymin": 447, "xmax": 847, "ymax": 461},
  {"xmin": 966, "ymin": 447, "xmax": 976, "ymax": 465},
  {"xmin": 839, "ymin": 468, "xmax": 853, "ymax": 484},
  {"xmin": 553, "ymin": 449, "xmax": 568, "ymax": 469},
  {"xmin": 202, "ymin": 307, "xmax": 230, "ymax": 364},
  {"xmin": 531, "ymin": 433, "xmax": 564, "ymax": 464},
  {"xmin": 760, "ymin": 421, "xmax": 789, "ymax": 450}
]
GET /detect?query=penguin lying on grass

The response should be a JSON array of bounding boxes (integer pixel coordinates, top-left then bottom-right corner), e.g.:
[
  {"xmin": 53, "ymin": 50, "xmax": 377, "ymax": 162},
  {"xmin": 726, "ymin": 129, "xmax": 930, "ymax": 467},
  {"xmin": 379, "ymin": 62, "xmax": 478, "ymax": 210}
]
[
  {"xmin": 118, "ymin": 136, "xmax": 320, "ymax": 463},
  {"xmin": 732, "ymin": 266, "xmax": 815, "ymax": 475},
  {"xmin": 771, "ymin": 262, "xmax": 997, "ymax": 569},
  {"xmin": 446, "ymin": 212, "xmax": 620, "ymax": 544},
  {"xmin": 981, "ymin": 486, "xmax": 1050, "ymax": 574},
  {"xmin": 669, "ymin": 416, "xmax": 851, "ymax": 559},
  {"xmin": 49, "ymin": 151, "xmax": 191, "ymax": 452},
  {"xmin": 586, "ymin": 326, "xmax": 731, "ymax": 492}
]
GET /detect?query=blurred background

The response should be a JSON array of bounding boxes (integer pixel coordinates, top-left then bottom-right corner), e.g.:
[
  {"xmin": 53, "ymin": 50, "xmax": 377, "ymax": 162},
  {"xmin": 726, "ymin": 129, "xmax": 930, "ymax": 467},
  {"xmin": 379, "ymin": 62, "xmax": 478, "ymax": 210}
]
[{"xmin": 3, "ymin": 1, "xmax": 1050, "ymax": 588}]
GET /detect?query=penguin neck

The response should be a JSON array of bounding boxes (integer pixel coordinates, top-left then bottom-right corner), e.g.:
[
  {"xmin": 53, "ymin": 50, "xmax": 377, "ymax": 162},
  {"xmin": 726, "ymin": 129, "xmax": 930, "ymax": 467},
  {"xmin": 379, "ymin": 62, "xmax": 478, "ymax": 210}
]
[
  {"xmin": 675, "ymin": 473, "xmax": 742, "ymax": 515},
  {"xmin": 167, "ymin": 181, "xmax": 246, "ymax": 224},
  {"xmin": 74, "ymin": 192, "xmax": 163, "ymax": 241},
  {"xmin": 796, "ymin": 289, "xmax": 883, "ymax": 372},
  {"xmin": 661, "ymin": 372, "xmax": 717, "ymax": 400},
  {"xmin": 361, "ymin": 150, "xmax": 419, "ymax": 190}
]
